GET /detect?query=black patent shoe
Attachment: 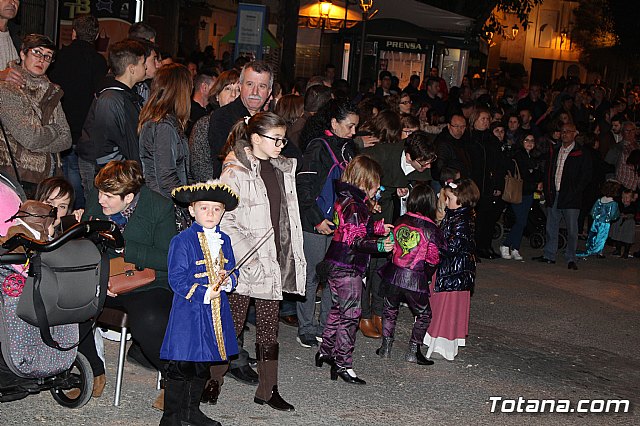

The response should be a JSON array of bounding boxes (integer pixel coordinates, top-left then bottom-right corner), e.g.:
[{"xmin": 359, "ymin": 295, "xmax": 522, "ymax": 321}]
[
  {"xmin": 315, "ymin": 351, "xmax": 334, "ymax": 368},
  {"xmin": 200, "ymin": 379, "xmax": 220, "ymax": 405},
  {"xmin": 415, "ymin": 348, "xmax": 434, "ymax": 366},
  {"xmin": 228, "ymin": 365, "xmax": 259, "ymax": 385},
  {"xmin": 254, "ymin": 385, "xmax": 295, "ymax": 411},
  {"xmin": 330, "ymin": 365, "xmax": 366, "ymax": 385}
]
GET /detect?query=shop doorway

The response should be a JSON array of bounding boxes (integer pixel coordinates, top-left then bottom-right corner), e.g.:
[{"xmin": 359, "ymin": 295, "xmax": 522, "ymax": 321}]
[{"xmin": 379, "ymin": 50, "xmax": 427, "ymax": 90}]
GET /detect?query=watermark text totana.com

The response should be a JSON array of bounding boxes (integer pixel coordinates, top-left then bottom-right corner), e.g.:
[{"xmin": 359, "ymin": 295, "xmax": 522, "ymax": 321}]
[{"xmin": 489, "ymin": 396, "xmax": 630, "ymax": 413}]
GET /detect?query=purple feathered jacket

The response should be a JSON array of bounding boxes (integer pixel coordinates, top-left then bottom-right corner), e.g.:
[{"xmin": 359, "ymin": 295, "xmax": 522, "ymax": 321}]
[
  {"xmin": 322, "ymin": 182, "xmax": 386, "ymax": 275},
  {"xmin": 378, "ymin": 212, "xmax": 446, "ymax": 294}
]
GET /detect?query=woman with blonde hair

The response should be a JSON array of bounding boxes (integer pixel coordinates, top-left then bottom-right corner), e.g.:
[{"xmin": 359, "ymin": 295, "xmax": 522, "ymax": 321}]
[{"xmin": 138, "ymin": 63, "xmax": 193, "ymax": 199}]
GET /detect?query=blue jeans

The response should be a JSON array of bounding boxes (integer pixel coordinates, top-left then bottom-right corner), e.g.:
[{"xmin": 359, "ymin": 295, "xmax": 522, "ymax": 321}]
[
  {"xmin": 543, "ymin": 196, "xmax": 579, "ymax": 263},
  {"xmin": 503, "ymin": 194, "xmax": 534, "ymax": 250},
  {"xmin": 62, "ymin": 149, "xmax": 85, "ymax": 209}
]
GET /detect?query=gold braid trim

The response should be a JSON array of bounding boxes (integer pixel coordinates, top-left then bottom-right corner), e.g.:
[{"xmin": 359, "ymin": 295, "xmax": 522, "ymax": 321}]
[
  {"xmin": 197, "ymin": 232, "xmax": 227, "ymax": 361},
  {"xmin": 186, "ymin": 284, "xmax": 199, "ymax": 301}
]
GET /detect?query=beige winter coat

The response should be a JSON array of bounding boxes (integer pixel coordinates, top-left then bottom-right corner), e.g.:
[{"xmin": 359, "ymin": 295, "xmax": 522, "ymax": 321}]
[
  {"xmin": 0, "ymin": 62, "xmax": 71, "ymax": 184},
  {"xmin": 220, "ymin": 138, "xmax": 306, "ymax": 300}
]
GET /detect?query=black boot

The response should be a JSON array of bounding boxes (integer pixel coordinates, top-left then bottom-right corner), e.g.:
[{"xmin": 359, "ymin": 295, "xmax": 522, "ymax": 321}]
[
  {"xmin": 376, "ymin": 337, "xmax": 393, "ymax": 358},
  {"xmin": 159, "ymin": 378, "xmax": 185, "ymax": 426},
  {"xmin": 405, "ymin": 342, "xmax": 434, "ymax": 366},
  {"xmin": 182, "ymin": 378, "xmax": 221, "ymax": 426},
  {"xmin": 254, "ymin": 343, "xmax": 294, "ymax": 411}
]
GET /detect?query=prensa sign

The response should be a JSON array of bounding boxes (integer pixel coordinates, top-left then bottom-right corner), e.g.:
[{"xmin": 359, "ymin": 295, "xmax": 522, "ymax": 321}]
[{"xmin": 383, "ymin": 40, "xmax": 429, "ymax": 53}]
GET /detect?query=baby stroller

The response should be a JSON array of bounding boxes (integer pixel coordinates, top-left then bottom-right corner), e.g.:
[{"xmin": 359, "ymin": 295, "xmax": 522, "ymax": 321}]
[
  {"xmin": 494, "ymin": 192, "xmax": 567, "ymax": 250},
  {"xmin": 0, "ymin": 174, "xmax": 123, "ymax": 408}
]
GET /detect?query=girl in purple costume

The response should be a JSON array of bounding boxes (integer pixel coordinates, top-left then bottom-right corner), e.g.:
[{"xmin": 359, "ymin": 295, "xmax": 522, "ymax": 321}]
[
  {"xmin": 376, "ymin": 183, "xmax": 446, "ymax": 365},
  {"xmin": 315, "ymin": 156, "xmax": 393, "ymax": 385}
]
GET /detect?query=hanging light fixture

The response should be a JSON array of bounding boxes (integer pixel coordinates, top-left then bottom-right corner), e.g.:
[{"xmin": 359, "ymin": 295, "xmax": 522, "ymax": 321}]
[{"xmin": 511, "ymin": 24, "xmax": 519, "ymax": 39}]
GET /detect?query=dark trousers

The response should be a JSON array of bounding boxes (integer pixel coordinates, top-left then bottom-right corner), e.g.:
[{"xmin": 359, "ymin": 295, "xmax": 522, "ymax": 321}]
[
  {"xmin": 319, "ymin": 273, "xmax": 363, "ymax": 368},
  {"xmin": 61, "ymin": 149, "xmax": 85, "ymax": 210},
  {"xmin": 475, "ymin": 196, "xmax": 505, "ymax": 251},
  {"xmin": 362, "ymin": 256, "xmax": 385, "ymax": 319},
  {"xmin": 79, "ymin": 287, "xmax": 173, "ymax": 377},
  {"xmin": 382, "ymin": 286, "xmax": 432, "ymax": 344}
]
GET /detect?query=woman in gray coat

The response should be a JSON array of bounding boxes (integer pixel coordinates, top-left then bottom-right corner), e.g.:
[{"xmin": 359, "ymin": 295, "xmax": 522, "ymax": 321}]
[{"xmin": 138, "ymin": 63, "xmax": 192, "ymax": 198}]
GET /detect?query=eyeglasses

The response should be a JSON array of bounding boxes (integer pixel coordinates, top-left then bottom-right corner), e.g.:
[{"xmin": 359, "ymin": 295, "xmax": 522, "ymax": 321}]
[
  {"xmin": 29, "ymin": 48, "xmax": 54, "ymax": 63},
  {"xmin": 416, "ymin": 155, "xmax": 437, "ymax": 167},
  {"xmin": 524, "ymin": 137, "xmax": 535, "ymax": 142},
  {"xmin": 399, "ymin": 100, "xmax": 412, "ymax": 105},
  {"xmin": 450, "ymin": 124, "xmax": 467, "ymax": 129},
  {"xmin": 258, "ymin": 133, "xmax": 288, "ymax": 147},
  {"xmin": 561, "ymin": 130, "xmax": 577, "ymax": 134},
  {"xmin": 402, "ymin": 129, "xmax": 417, "ymax": 135}
]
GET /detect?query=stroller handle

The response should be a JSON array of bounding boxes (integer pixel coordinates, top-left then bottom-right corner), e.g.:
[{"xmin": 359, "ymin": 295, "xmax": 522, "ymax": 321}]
[{"xmin": 1, "ymin": 220, "xmax": 124, "ymax": 253}]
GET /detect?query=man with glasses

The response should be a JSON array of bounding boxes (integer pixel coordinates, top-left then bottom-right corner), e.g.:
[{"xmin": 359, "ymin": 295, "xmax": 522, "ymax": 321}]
[
  {"xmin": 534, "ymin": 123, "xmax": 592, "ymax": 270},
  {"xmin": 208, "ymin": 60, "xmax": 272, "ymax": 179},
  {"xmin": 432, "ymin": 114, "xmax": 471, "ymax": 185}
]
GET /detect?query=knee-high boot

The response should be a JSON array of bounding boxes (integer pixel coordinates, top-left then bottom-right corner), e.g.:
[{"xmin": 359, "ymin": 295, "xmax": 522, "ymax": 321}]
[
  {"xmin": 159, "ymin": 377, "xmax": 184, "ymax": 426},
  {"xmin": 253, "ymin": 343, "xmax": 294, "ymax": 411},
  {"xmin": 183, "ymin": 377, "xmax": 221, "ymax": 426}
]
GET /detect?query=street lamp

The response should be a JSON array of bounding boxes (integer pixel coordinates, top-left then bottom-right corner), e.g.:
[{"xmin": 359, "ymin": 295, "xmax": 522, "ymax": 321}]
[
  {"xmin": 319, "ymin": 1, "xmax": 332, "ymax": 69},
  {"xmin": 357, "ymin": 0, "xmax": 373, "ymax": 88}
]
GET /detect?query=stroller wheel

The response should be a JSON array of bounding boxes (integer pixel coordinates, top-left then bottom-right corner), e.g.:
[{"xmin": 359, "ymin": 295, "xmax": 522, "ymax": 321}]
[
  {"xmin": 493, "ymin": 223, "xmax": 504, "ymax": 241},
  {"xmin": 529, "ymin": 233, "xmax": 544, "ymax": 249},
  {"xmin": 50, "ymin": 352, "xmax": 94, "ymax": 409},
  {"xmin": 558, "ymin": 231, "xmax": 567, "ymax": 250}
]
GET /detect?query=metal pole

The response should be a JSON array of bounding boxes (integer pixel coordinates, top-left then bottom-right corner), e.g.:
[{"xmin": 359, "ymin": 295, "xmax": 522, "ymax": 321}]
[{"xmin": 357, "ymin": 10, "xmax": 367, "ymax": 88}]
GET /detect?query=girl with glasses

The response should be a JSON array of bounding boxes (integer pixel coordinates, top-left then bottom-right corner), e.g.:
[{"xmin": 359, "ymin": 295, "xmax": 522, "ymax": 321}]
[{"xmin": 214, "ymin": 112, "xmax": 306, "ymax": 411}]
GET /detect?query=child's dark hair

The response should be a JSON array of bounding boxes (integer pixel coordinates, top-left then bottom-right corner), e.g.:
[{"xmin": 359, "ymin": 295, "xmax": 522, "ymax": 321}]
[
  {"xmin": 446, "ymin": 178, "xmax": 480, "ymax": 208},
  {"xmin": 600, "ymin": 180, "xmax": 621, "ymax": 198},
  {"xmin": 404, "ymin": 131, "xmax": 436, "ymax": 163},
  {"xmin": 439, "ymin": 167, "xmax": 460, "ymax": 186},
  {"xmin": 406, "ymin": 183, "xmax": 436, "ymax": 220},
  {"xmin": 35, "ymin": 177, "xmax": 75, "ymax": 207},
  {"xmin": 220, "ymin": 112, "xmax": 286, "ymax": 159}
]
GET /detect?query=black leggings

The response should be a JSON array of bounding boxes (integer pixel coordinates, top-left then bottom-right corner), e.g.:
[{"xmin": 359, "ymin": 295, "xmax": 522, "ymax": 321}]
[{"xmin": 79, "ymin": 287, "xmax": 173, "ymax": 377}]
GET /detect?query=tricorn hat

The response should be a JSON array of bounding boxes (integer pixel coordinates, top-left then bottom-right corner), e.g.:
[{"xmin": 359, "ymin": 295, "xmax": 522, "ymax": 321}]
[{"xmin": 172, "ymin": 181, "xmax": 239, "ymax": 211}]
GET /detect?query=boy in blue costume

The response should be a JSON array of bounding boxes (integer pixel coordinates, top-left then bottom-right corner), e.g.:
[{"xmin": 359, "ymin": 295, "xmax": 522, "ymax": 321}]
[{"xmin": 160, "ymin": 181, "xmax": 239, "ymax": 426}]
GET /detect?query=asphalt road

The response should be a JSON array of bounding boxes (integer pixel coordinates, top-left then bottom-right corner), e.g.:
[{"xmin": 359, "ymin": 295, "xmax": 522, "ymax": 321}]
[{"xmin": 1, "ymin": 241, "xmax": 638, "ymax": 425}]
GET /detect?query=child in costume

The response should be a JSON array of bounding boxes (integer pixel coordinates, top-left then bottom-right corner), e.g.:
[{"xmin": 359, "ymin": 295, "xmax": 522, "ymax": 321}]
[
  {"xmin": 159, "ymin": 181, "xmax": 239, "ymax": 426},
  {"xmin": 316, "ymin": 155, "xmax": 393, "ymax": 385},
  {"xmin": 377, "ymin": 183, "xmax": 446, "ymax": 365},
  {"xmin": 424, "ymin": 178, "xmax": 480, "ymax": 361},
  {"xmin": 609, "ymin": 189, "xmax": 637, "ymax": 258},
  {"xmin": 577, "ymin": 181, "xmax": 620, "ymax": 258}
]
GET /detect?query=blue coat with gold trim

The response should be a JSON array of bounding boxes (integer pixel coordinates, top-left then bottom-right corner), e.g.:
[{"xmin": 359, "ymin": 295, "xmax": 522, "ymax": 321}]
[{"xmin": 160, "ymin": 223, "xmax": 238, "ymax": 362}]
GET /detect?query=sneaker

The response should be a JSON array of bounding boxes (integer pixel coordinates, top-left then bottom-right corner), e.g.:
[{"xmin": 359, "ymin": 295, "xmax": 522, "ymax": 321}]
[
  {"xmin": 296, "ymin": 334, "xmax": 318, "ymax": 348},
  {"xmin": 499, "ymin": 245, "xmax": 511, "ymax": 259},
  {"xmin": 511, "ymin": 249, "xmax": 523, "ymax": 261}
]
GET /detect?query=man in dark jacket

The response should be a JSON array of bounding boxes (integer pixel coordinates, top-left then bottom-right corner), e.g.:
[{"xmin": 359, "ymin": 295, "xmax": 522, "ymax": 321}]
[
  {"xmin": 76, "ymin": 39, "xmax": 146, "ymax": 202},
  {"xmin": 207, "ymin": 60, "xmax": 272, "ymax": 178},
  {"xmin": 432, "ymin": 114, "xmax": 471, "ymax": 183},
  {"xmin": 535, "ymin": 123, "xmax": 592, "ymax": 269},
  {"xmin": 49, "ymin": 15, "xmax": 107, "ymax": 209}
]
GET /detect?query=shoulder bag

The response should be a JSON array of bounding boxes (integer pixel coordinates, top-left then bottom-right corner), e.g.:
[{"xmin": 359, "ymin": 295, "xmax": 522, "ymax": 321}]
[{"xmin": 502, "ymin": 159, "xmax": 523, "ymax": 204}]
